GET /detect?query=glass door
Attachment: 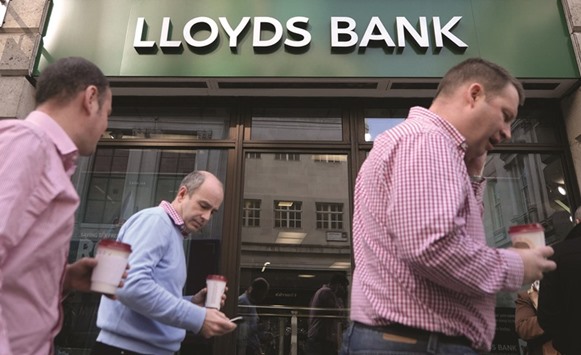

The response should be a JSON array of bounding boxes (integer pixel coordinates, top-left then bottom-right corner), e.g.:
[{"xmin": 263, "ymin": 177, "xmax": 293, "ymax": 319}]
[{"xmin": 237, "ymin": 152, "xmax": 351, "ymax": 355}]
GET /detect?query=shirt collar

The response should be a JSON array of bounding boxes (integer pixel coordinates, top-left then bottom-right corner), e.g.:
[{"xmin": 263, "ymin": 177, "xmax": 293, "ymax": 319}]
[
  {"xmin": 409, "ymin": 106, "xmax": 468, "ymax": 152},
  {"xmin": 159, "ymin": 200, "xmax": 189, "ymax": 237},
  {"xmin": 26, "ymin": 111, "xmax": 79, "ymax": 176}
]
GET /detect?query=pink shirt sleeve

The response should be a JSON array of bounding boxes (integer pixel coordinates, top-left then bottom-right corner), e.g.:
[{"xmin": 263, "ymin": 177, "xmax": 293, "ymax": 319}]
[{"xmin": 0, "ymin": 122, "xmax": 46, "ymax": 355}]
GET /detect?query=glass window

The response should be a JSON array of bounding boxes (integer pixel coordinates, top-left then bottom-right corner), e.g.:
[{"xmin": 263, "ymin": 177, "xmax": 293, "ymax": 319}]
[
  {"xmin": 275, "ymin": 153, "xmax": 300, "ymax": 161},
  {"xmin": 364, "ymin": 108, "xmax": 408, "ymax": 142},
  {"xmin": 483, "ymin": 153, "xmax": 575, "ymax": 248},
  {"xmin": 508, "ymin": 108, "xmax": 561, "ymax": 144},
  {"xmin": 239, "ymin": 152, "xmax": 351, "ymax": 355},
  {"xmin": 313, "ymin": 154, "xmax": 347, "ymax": 163},
  {"xmin": 316, "ymin": 202, "xmax": 344, "ymax": 230},
  {"xmin": 274, "ymin": 200, "xmax": 302, "ymax": 229},
  {"xmin": 243, "ymin": 199, "xmax": 261, "ymax": 227},
  {"xmin": 245, "ymin": 152, "xmax": 262, "ymax": 159},
  {"xmin": 102, "ymin": 108, "xmax": 230, "ymax": 140},
  {"xmin": 251, "ymin": 108, "xmax": 342, "ymax": 140}
]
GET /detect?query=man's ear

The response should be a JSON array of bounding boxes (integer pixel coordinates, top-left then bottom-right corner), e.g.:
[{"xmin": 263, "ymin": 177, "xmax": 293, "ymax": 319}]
[
  {"xmin": 82, "ymin": 85, "xmax": 99, "ymax": 114},
  {"xmin": 467, "ymin": 83, "xmax": 483, "ymax": 106},
  {"xmin": 176, "ymin": 185, "xmax": 188, "ymax": 201}
]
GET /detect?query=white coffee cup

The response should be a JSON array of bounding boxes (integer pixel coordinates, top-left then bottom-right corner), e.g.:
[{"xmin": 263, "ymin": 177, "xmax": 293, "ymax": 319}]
[
  {"xmin": 508, "ymin": 223, "xmax": 545, "ymax": 249},
  {"xmin": 205, "ymin": 274, "xmax": 227, "ymax": 309},
  {"xmin": 91, "ymin": 239, "xmax": 132, "ymax": 295}
]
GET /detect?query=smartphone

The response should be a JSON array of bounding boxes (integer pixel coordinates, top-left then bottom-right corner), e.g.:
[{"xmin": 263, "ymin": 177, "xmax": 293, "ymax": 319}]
[{"xmin": 230, "ymin": 316, "xmax": 244, "ymax": 324}]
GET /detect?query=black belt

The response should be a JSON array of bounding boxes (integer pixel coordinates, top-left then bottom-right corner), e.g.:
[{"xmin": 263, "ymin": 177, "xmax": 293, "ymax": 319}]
[
  {"xmin": 354, "ymin": 321, "xmax": 472, "ymax": 347},
  {"xmin": 91, "ymin": 342, "xmax": 149, "ymax": 355}
]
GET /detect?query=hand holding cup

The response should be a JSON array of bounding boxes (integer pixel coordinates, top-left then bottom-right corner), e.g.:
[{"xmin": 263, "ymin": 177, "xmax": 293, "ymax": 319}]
[
  {"xmin": 90, "ymin": 239, "xmax": 132, "ymax": 296},
  {"xmin": 508, "ymin": 223, "xmax": 545, "ymax": 249},
  {"xmin": 508, "ymin": 223, "xmax": 556, "ymax": 284},
  {"xmin": 205, "ymin": 275, "xmax": 227, "ymax": 309},
  {"xmin": 191, "ymin": 286, "xmax": 228, "ymax": 308}
]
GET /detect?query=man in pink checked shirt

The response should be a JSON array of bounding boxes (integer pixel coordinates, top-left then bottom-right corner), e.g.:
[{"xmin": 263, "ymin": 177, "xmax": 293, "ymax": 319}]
[
  {"xmin": 0, "ymin": 57, "xmax": 113, "ymax": 355},
  {"xmin": 340, "ymin": 58, "xmax": 557, "ymax": 355}
]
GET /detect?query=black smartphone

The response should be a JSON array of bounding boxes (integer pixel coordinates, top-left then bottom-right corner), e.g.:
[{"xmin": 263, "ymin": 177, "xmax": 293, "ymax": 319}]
[{"xmin": 230, "ymin": 316, "xmax": 245, "ymax": 324}]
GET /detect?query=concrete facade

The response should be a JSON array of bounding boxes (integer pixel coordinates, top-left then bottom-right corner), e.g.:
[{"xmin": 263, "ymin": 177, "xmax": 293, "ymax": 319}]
[{"xmin": 0, "ymin": 0, "xmax": 47, "ymax": 119}]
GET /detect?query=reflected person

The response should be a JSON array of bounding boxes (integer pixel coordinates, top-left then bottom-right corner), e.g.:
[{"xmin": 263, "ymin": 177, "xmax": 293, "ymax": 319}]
[
  {"xmin": 238, "ymin": 277, "xmax": 270, "ymax": 355},
  {"xmin": 306, "ymin": 274, "xmax": 349, "ymax": 355}
]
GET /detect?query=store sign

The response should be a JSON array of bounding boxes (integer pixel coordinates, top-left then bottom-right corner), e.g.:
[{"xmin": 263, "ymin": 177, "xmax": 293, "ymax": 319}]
[
  {"xmin": 326, "ymin": 231, "xmax": 348, "ymax": 242},
  {"xmin": 36, "ymin": 0, "xmax": 579, "ymax": 78},
  {"xmin": 134, "ymin": 16, "xmax": 467, "ymax": 52}
]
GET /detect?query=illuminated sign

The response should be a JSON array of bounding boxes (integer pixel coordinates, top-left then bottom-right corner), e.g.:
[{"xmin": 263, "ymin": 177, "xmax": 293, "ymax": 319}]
[
  {"xmin": 134, "ymin": 16, "xmax": 467, "ymax": 52},
  {"xmin": 37, "ymin": 0, "xmax": 579, "ymax": 78}
]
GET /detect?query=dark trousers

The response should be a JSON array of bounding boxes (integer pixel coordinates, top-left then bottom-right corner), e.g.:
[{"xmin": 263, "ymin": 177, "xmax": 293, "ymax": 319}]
[
  {"xmin": 305, "ymin": 338, "xmax": 339, "ymax": 355},
  {"xmin": 91, "ymin": 341, "xmax": 149, "ymax": 355}
]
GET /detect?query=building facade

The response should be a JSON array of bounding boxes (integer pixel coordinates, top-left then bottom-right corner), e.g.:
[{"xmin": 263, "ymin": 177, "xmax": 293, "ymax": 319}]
[{"xmin": 2, "ymin": 1, "xmax": 581, "ymax": 354}]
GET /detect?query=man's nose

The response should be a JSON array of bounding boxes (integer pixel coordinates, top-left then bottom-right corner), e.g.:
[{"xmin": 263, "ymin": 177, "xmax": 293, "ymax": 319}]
[{"xmin": 500, "ymin": 124, "xmax": 511, "ymax": 142}]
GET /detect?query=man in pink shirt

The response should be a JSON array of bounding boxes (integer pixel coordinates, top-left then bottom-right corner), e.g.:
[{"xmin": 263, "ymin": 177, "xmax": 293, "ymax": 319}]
[
  {"xmin": 0, "ymin": 57, "xmax": 112, "ymax": 355},
  {"xmin": 340, "ymin": 58, "xmax": 557, "ymax": 355}
]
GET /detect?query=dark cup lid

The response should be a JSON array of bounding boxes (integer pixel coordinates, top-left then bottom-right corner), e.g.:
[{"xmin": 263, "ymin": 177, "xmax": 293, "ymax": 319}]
[
  {"xmin": 508, "ymin": 223, "xmax": 544, "ymax": 234},
  {"xmin": 207, "ymin": 274, "xmax": 227, "ymax": 282},
  {"xmin": 98, "ymin": 239, "xmax": 132, "ymax": 253}
]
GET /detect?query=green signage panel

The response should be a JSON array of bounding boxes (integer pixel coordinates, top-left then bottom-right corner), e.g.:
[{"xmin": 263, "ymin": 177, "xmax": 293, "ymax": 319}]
[{"xmin": 37, "ymin": 0, "xmax": 579, "ymax": 78}]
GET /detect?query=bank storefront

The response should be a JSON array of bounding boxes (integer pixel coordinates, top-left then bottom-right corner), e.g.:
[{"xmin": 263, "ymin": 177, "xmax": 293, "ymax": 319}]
[{"xmin": 24, "ymin": 0, "xmax": 581, "ymax": 354}]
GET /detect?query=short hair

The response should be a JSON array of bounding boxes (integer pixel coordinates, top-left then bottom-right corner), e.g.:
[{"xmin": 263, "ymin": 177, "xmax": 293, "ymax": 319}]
[
  {"xmin": 251, "ymin": 277, "xmax": 270, "ymax": 293},
  {"xmin": 575, "ymin": 206, "xmax": 581, "ymax": 221},
  {"xmin": 35, "ymin": 57, "xmax": 109, "ymax": 107},
  {"xmin": 434, "ymin": 57, "xmax": 525, "ymax": 106},
  {"xmin": 179, "ymin": 171, "xmax": 223, "ymax": 196},
  {"xmin": 329, "ymin": 273, "xmax": 349, "ymax": 287}
]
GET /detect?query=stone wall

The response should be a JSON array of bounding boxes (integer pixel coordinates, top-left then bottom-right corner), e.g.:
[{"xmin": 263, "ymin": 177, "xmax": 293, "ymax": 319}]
[{"xmin": 0, "ymin": 0, "xmax": 48, "ymax": 119}]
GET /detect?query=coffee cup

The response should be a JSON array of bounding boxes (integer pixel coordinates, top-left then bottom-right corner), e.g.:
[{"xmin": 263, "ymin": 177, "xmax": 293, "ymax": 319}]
[
  {"xmin": 508, "ymin": 223, "xmax": 545, "ymax": 249},
  {"xmin": 205, "ymin": 274, "xmax": 227, "ymax": 309},
  {"xmin": 91, "ymin": 239, "xmax": 132, "ymax": 295}
]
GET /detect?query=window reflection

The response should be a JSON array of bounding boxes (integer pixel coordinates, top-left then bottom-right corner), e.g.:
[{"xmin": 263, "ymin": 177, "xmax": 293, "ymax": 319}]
[
  {"xmin": 364, "ymin": 118, "xmax": 405, "ymax": 141},
  {"xmin": 509, "ymin": 109, "xmax": 561, "ymax": 144},
  {"xmin": 484, "ymin": 153, "xmax": 574, "ymax": 249},
  {"xmin": 251, "ymin": 108, "xmax": 342, "ymax": 141},
  {"xmin": 243, "ymin": 199, "xmax": 262, "ymax": 227},
  {"xmin": 364, "ymin": 109, "xmax": 408, "ymax": 142},
  {"xmin": 363, "ymin": 107, "xmax": 563, "ymax": 144},
  {"xmin": 239, "ymin": 152, "xmax": 352, "ymax": 354},
  {"xmin": 74, "ymin": 148, "xmax": 226, "ymax": 242},
  {"xmin": 102, "ymin": 109, "xmax": 229, "ymax": 140},
  {"xmin": 242, "ymin": 152, "xmax": 350, "ymax": 248}
]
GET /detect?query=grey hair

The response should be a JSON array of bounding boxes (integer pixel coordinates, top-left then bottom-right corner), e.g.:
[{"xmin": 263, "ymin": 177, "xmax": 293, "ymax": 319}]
[{"xmin": 179, "ymin": 171, "xmax": 222, "ymax": 196}]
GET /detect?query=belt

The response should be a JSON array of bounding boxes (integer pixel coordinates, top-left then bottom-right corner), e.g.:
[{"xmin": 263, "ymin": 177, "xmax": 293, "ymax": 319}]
[
  {"xmin": 354, "ymin": 322, "xmax": 472, "ymax": 348},
  {"xmin": 92, "ymin": 342, "xmax": 149, "ymax": 355}
]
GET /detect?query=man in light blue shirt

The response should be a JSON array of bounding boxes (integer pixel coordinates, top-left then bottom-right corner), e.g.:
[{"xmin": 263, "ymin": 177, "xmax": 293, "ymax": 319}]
[{"xmin": 92, "ymin": 171, "xmax": 236, "ymax": 355}]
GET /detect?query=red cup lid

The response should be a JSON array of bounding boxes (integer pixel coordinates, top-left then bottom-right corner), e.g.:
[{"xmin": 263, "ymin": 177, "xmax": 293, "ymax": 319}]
[
  {"xmin": 207, "ymin": 274, "xmax": 227, "ymax": 282},
  {"xmin": 98, "ymin": 239, "xmax": 132, "ymax": 253},
  {"xmin": 508, "ymin": 223, "xmax": 544, "ymax": 234}
]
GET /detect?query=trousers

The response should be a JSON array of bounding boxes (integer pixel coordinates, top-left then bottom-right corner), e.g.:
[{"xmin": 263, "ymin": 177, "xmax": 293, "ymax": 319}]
[{"xmin": 339, "ymin": 322, "xmax": 477, "ymax": 355}]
